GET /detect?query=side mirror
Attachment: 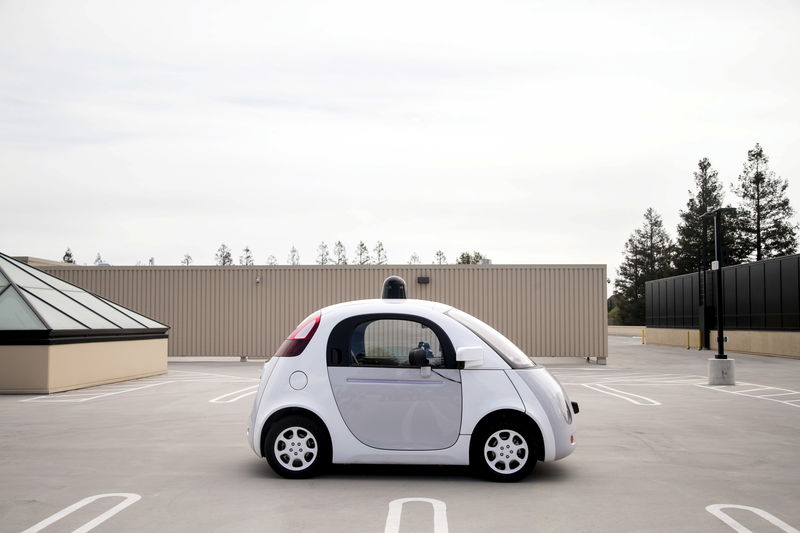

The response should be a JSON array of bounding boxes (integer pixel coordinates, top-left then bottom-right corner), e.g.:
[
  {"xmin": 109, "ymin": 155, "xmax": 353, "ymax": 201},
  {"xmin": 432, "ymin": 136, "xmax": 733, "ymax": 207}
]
[{"xmin": 456, "ymin": 346, "xmax": 484, "ymax": 369}]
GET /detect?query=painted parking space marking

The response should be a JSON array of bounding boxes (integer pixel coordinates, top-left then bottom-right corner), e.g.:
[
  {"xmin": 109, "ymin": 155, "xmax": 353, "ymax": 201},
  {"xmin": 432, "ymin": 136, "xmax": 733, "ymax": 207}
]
[
  {"xmin": 706, "ymin": 504, "xmax": 799, "ymax": 533},
  {"xmin": 385, "ymin": 498, "xmax": 448, "ymax": 533},
  {"xmin": 553, "ymin": 369, "xmax": 800, "ymax": 408},
  {"xmin": 527, "ymin": 368, "xmax": 800, "ymax": 409},
  {"xmin": 549, "ymin": 370, "xmax": 704, "ymax": 406},
  {"xmin": 582, "ymin": 383, "xmax": 661, "ymax": 405},
  {"xmin": 18, "ymin": 369, "xmax": 260, "ymax": 403},
  {"xmin": 551, "ymin": 369, "xmax": 706, "ymax": 385},
  {"xmin": 696, "ymin": 383, "xmax": 800, "ymax": 408},
  {"xmin": 21, "ymin": 493, "xmax": 141, "ymax": 533},
  {"xmin": 20, "ymin": 381, "xmax": 175, "ymax": 403},
  {"xmin": 209, "ymin": 385, "xmax": 259, "ymax": 403},
  {"xmin": 169, "ymin": 369, "xmax": 259, "ymax": 383}
]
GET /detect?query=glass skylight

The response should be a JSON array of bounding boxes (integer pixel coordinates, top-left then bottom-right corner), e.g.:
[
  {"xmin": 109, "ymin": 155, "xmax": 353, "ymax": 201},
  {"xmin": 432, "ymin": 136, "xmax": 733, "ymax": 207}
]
[
  {"xmin": 0, "ymin": 286, "xmax": 46, "ymax": 330},
  {"xmin": 0, "ymin": 252, "xmax": 167, "ymax": 332}
]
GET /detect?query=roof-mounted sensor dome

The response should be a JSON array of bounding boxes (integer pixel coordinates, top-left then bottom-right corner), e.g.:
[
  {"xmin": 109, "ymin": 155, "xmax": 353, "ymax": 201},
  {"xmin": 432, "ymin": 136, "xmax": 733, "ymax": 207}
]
[{"xmin": 381, "ymin": 276, "xmax": 406, "ymax": 299}]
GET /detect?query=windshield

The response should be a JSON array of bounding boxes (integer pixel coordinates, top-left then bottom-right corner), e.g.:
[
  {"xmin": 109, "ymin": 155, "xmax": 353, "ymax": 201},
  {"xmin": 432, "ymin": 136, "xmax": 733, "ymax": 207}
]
[{"xmin": 445, "ymin": 308, "xmax": 535, "ymax": 369}]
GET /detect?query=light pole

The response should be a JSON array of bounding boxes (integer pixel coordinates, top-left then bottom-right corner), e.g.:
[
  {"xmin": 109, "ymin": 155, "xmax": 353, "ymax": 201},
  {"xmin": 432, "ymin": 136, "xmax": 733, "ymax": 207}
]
[
  {"xmin": 702, "ymin": 208, "xmax": 736, "ymax": 385},
  {"xmin": 754, "ymin": 167, "xmax": 764, "ymax": 262}
]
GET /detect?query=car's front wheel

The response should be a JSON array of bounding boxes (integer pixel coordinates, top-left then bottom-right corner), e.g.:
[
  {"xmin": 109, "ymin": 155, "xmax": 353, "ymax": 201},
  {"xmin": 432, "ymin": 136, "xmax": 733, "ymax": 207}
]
[
  {"xmin": 470, "ymin": 421, "xmax": 536, "ymax": 482},
  {"xmin": 264, "ymin": 416, "xmax": 330, "ymax": 479}
]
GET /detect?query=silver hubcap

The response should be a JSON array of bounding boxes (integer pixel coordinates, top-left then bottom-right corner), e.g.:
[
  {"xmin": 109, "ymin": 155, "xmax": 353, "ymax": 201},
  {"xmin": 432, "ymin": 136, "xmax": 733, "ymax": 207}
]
[
  {"xmin": 274, "ymin": 426, "xmax": 318, "ymax": 471},
  {"xmin": 484, "ymin": 429, "xmax": 528, "ymax": 474}
]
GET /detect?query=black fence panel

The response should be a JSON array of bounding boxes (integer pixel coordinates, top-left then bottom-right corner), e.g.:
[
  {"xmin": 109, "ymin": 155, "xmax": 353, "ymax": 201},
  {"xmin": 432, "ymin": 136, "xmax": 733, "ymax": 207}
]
[
  {"xmin": 645, "ymin": 254, "xmax": 800, "ymax": 331},
  {"xmin": 735, "ymin": 267, "xmax": 750, "ymax": 329},
  {"xmin": 681, "ymin": 276, "xmax": 694, "ymax": 328},
  {"xmin": 783, "ymin": 257, "xmax": 800, "ymax": 329},
  {"xmin": 751, "ymin": 263, "xmax": 766, "ymax": 329},
  {"xmin": 765, "ymin": 260, "xmax": 782, "ymax": 329},
  {"xmin": 723, "ymin": 268, "xmax": 737, "ymax": 330}
]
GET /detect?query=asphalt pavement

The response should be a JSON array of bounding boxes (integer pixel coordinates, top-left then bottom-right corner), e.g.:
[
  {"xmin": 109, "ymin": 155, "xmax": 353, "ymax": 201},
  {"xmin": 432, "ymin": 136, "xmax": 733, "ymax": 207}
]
[{"xmin": 2, "ymin": 336, "xmax": 799, "ymax": 532}]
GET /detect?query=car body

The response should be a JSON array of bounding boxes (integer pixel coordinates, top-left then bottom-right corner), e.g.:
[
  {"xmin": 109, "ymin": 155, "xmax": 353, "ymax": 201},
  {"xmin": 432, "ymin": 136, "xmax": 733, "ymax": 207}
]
[{"xmin": 248, "ymin": 277, "xmax": 578, "ymax": 482}]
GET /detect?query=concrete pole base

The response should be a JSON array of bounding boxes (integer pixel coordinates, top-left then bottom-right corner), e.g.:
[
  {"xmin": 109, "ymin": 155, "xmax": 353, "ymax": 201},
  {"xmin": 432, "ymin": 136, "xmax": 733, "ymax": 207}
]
[{"xmin": 708, "ymin": 358, "xmax": 735, "ymax": 386}]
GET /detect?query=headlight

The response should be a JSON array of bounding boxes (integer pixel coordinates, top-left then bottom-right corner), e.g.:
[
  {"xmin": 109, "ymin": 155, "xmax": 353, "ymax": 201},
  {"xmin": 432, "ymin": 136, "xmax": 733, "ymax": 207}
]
[{"xmin": 551, "ymin": 382, "xmax": 573, "ymax": 424}]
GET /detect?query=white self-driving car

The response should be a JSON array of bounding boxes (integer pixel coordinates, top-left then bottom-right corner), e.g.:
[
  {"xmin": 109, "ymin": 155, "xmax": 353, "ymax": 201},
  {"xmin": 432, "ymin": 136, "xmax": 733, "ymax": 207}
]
[{"xmin": 248, "ymin": 277, "xmax": 578, "ymax": 482}]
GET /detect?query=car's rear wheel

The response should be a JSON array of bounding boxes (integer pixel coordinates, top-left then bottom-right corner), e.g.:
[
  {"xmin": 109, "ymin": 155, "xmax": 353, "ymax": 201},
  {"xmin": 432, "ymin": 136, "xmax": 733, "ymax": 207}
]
[
  {"xmin": 264, "ymin": 416, "xmax": 330, "ymax": 479},
  {"xmin": 471, "ymin": 421, "xmax": 536, "ymax": 482}
]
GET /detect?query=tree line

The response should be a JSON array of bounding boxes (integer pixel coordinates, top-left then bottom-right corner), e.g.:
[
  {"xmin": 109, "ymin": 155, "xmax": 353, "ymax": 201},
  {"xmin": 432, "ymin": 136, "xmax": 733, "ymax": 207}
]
[
  {"xmin": 62, "ymin": 243, "xmax": 488, "ymax": 267},
  {"xmin": 612, "ymin": 143, "xmax": 799, "ymax": 325},
  {"xmin": 211, "ymin": 242, "xmax": 486, "ymax": 266}
]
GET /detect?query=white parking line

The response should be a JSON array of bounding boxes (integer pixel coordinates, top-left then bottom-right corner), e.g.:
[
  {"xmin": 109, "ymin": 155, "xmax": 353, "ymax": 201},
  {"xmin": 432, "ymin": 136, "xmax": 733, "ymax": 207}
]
[
  {"xmin": 21, "ymin": 493, "xmax": 141, "ymax": 533},
  {"xmin": 17, "ymin": 369, "xmax": 260, "ymax": 404},
  {"xmin": 170, "ymin": 370, "xmax": 260, "ymax": 382},
  {"xmin": 582, "ymin": 383, "xmax": 661, "ymax": 406},
  {"xmin": 706, "ymin": 504, "xmax": 799, "ymax": 533},
  {"xmin": 555, "ymin": 368, "xmax": 800, "ymax": 409},
  {"xmin": 553, "ymin": 370, "xmax": 701, "ymax": 405},
  {"xmin": 385, "ymin": 498, "xmax": 448, "ymax": 533},
  {"xmin": 696, "ymin": 383, "xmax": 800, "ymax": 408},
  {"xmin": 20, "ymin": 381, "xmax": 174, "ymax": 403},
  {"xmin": 552, "ymin": 370, "xmax": 706, "ymax": 385},
  {"xmin": 756, "ymin": 391, "xmax": 798, "ymax": 398},
  {"xmin": 209, "ymin": 385, "xmax": 260, "ymax": 403}
]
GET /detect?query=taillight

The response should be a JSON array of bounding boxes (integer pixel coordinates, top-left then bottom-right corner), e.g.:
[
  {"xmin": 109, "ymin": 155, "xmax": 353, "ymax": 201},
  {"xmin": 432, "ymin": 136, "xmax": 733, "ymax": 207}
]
[{"xmin": 273, "ymin": 313, "xmax": 321, "ymax": 357}]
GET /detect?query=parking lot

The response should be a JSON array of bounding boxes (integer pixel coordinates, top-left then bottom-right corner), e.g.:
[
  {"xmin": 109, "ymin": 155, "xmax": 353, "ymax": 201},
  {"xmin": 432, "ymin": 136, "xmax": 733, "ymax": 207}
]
[{"xmin": 2, "ymin": 335, "xmax": 799, "ymax": 532}]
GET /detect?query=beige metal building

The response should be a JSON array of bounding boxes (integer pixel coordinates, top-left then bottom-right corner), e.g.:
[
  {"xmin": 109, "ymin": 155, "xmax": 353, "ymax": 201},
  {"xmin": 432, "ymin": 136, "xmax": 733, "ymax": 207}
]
[{"xmin": 40, "ymin": 264, "xmax": 608, "ymax": 362}]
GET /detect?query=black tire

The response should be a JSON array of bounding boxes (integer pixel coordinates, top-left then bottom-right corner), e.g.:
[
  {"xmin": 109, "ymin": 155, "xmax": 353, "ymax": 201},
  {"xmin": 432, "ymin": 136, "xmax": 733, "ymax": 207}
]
[
  {"xmin": 264, "ymin": 416, "xmax": 331, "ymax": 479},
  {"xmin": 470, "ymin": 420, "xmax": 537, "ymax": 482}
]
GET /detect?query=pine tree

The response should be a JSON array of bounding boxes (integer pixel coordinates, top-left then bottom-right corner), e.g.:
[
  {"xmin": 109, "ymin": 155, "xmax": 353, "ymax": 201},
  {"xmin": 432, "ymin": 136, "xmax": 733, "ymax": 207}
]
[
  {"xmin": 674, "ymin": 158, "xmax": 730, "ymax": 274},
  {"xmin": 614, "ymin": 208, "xmax": 675, "ymax": 325},
  {"xmin": 266, "ymin": 255, "xmax": 278, "ymax": 266},
  {"xmin": 408, "ymin": 253, "xmax": 420, "ymax": 265},
  {"xmin": 288, "ymin": 246, "xmax": 300, "ymax": 266},
  {"xmin": 333, "ymin": 241, "xmax": 347, "ymax": 265},
  {"xmin": 373, "ymin": 241, "xmax": 387, "ymax": 265},
  {"xmin": 94, "ymin": 253, "xmax": 105, "ymax": 266},
  {"xmin": 434, "ymin": 250, "xmax": 447, "ymax": 264},
  {"xmin": 730, "ymin": 143, "xmax": 798, "ymax": 262},
  {"xmin": 239, "ymin": 246, "xmax": 254, "ymax": 266},
  {"xmin": 354, "ymin": 241, "xmax": 371, "ymax": 265},
  {"xmin": 148, "ymin": 257, "xmax": 155, "ymax": 266},
  {"xmin": 316, "ymin": 242, "xmax": 330, "ymax": 265},
  {"xmin": 456, "ymin": 251, "xmax": 485, "ymax": 264},
  {"xmin": 215, "ymin": 244, "xmax": 233, "ymax": 266},
  {"xmin": 181, "ymin": 254, "xmax": 192, "ymax": 266},
  {"xmin": 62, "ymin": 248, "xmax": 75, "ymax": 264}
]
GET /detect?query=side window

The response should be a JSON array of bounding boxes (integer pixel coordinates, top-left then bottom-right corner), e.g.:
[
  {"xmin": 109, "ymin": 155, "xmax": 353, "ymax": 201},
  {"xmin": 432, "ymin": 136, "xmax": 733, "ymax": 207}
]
[{"xmin": 351, "ymin": 319, "xmax": 445, "ymax": 368}]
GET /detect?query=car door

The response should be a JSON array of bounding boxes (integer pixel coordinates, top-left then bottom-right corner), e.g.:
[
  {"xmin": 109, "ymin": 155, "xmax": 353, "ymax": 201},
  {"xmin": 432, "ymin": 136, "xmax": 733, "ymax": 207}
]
[{"xmin": 327, "ymin": 314, "xmax": 462, "ymax": 450}]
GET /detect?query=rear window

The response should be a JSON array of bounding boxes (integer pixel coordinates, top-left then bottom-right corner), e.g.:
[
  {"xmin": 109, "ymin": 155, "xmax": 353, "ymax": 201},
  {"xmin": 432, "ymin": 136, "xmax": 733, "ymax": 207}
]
[{"xmin": 445, "ymin": 308, "xmax": 535, "ymax": 369}]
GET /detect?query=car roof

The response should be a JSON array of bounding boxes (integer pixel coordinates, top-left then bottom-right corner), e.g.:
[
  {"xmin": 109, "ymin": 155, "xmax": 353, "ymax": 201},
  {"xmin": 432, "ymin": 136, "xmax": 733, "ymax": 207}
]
[{"xmin": 319, "ymin": 298, "xmax": 453, "ymax": 317}]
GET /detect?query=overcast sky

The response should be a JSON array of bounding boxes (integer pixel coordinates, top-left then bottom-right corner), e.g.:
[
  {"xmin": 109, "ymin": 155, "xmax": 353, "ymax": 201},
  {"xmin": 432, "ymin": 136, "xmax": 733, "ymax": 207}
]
[{"xmin": 1, "ymin": 1, "xmax": 798, "ymax": 287}]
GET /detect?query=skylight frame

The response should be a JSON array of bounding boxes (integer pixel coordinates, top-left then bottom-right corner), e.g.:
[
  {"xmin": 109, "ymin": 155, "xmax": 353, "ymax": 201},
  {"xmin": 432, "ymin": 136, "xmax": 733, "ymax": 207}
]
[{"xmin": 0, "ymin": 253, "xmax": 169, "ymax": 344}]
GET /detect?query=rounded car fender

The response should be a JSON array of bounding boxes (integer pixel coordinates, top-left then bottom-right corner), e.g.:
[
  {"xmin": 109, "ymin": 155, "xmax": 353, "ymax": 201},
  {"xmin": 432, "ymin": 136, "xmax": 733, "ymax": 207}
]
[{"xmin": 460, "ymin": 369, "xmax": 525, "ymax": 435}]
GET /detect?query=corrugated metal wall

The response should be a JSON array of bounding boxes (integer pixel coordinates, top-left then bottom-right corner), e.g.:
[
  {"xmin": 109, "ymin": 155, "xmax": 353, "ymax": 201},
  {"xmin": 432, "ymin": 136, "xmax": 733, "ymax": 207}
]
[{"xmin": 41, "ymin": 265, "xmax": 608, "ymax": 359}]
